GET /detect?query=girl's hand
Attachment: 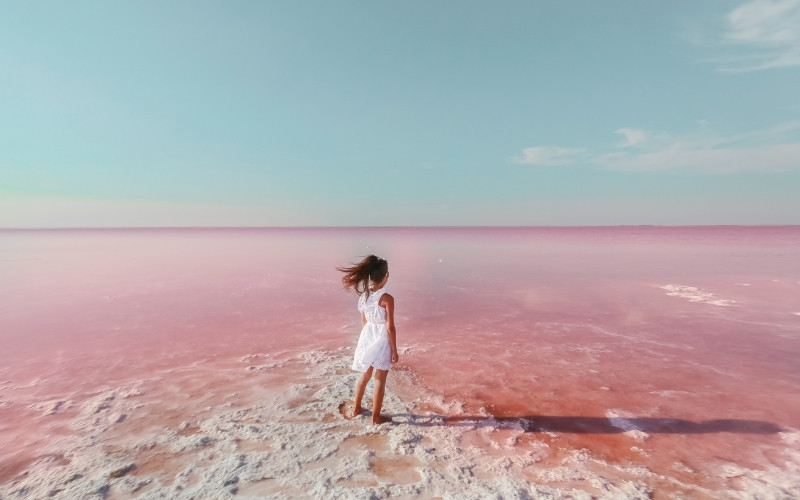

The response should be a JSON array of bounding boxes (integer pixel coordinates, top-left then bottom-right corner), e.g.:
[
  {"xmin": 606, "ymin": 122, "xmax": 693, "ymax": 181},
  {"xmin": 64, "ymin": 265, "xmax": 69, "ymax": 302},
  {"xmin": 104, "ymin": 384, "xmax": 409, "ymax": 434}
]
[{"xmin": 391, "ymin": 350, "xmax": 399, "ymax": 363}]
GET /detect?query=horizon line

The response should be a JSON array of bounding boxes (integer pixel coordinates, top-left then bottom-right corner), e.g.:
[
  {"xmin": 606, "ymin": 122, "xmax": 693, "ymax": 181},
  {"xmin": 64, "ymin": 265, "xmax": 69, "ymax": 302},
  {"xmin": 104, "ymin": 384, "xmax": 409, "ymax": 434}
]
[{"xmin": 1, "ymin": 224, "xmax": 799, "ymax": 231}]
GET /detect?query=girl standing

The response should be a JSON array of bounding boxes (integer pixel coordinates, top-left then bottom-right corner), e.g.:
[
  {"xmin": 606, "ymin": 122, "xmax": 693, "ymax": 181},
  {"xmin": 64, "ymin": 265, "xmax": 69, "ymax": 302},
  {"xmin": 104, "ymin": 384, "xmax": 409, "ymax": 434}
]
[{"xmin": 337, "ymin": 255, "xmax": 399, "ymax": 425}]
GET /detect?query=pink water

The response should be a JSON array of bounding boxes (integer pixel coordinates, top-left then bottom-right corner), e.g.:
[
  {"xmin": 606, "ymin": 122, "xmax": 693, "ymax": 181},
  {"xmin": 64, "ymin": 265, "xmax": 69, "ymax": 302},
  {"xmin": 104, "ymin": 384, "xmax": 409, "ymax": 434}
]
[{"xmin": 1, "ymin": 226, "xmax": 799, "ymax": 498}]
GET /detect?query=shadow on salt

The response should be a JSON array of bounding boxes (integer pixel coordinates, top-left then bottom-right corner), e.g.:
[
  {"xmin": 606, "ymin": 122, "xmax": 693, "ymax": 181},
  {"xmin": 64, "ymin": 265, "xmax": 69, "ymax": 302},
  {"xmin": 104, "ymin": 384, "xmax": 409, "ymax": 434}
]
[{"xmin": 392, "ymin": 414, "xmax": 783, "ymax": 435}]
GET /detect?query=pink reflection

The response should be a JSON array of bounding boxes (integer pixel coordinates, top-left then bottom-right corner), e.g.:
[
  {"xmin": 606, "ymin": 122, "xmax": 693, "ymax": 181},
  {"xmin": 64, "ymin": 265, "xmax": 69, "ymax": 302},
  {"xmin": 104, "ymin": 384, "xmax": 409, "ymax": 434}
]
[{"xmin": 1, "ymin": 226, "xmax": 799, "ymax": 496}]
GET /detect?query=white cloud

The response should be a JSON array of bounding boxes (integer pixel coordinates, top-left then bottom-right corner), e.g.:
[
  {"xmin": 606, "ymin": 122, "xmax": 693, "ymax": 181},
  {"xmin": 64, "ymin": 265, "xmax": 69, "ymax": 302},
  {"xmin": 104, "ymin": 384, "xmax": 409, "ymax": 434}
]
[
  {"xmin": 719, "ymin": 0, "xmax": 800, "ymax": 71},
  {"xmin": 516, "ymin": 123, "xmax": 800, "ymax": 173},
  {"xmin": 514, "ymin": 146, "xmax": 586, "ymax": 166},
  {"xmin": 595, "ymin": 142, "xmax": 800, "ymax": 173},
  {"xmin": 615, "ymin": 128, "xmax": 647, "ymax": 148}
]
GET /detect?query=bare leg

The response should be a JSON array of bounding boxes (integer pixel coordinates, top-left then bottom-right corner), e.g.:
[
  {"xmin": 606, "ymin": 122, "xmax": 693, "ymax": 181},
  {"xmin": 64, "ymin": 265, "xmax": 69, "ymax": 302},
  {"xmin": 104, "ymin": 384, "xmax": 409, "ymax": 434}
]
[
  {"xmin": 351, "ymin": 366, "xmax": 373, "ymax": 418},
  {"xmin": 371, "ymin": 369, "xmax": 391, "ymax": 425}
]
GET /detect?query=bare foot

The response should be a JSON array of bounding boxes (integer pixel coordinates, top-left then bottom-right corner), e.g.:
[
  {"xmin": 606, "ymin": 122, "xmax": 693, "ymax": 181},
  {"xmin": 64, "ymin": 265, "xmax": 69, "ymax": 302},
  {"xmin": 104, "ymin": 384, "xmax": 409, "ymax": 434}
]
[{"xmin": 371, "ymin": 414, "xmax": 392, "ymax": 425}]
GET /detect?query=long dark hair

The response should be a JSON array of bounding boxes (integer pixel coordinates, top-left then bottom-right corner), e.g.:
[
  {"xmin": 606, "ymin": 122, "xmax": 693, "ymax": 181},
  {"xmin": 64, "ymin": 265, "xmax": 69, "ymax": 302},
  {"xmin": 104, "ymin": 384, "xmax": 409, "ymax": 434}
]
[{"xmin": 336, "ymin": 255, "xmax": 388, "ymax": 298}]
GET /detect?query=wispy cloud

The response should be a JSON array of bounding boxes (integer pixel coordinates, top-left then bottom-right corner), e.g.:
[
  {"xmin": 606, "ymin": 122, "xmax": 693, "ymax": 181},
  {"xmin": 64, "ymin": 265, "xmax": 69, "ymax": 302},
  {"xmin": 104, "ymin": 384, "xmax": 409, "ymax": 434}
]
[
  {"xmin": 615, "ymin": 128, "xmax": 647, "ymax": 148},
  {"xmin": 718, "ymin": 0, "xmax": 800, "ymax": 72},
  {"xmin": 514, "ymin": 146, "xmax": 587, "ymax": 166},
  {"xmin": 594, "ymin": 142, "xmax": 800, "ymax": 173},
  {"xmin": 516, "ymin": 123, "xmax": 800, "ymax": 173}
]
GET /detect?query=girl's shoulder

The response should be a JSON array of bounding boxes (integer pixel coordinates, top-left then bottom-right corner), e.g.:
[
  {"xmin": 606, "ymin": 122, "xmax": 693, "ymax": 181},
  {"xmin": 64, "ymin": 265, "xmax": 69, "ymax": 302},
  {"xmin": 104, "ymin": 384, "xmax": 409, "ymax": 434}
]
[{"xmin": 357, "ymin": 290, "xmax": 381, "ymax": 307}]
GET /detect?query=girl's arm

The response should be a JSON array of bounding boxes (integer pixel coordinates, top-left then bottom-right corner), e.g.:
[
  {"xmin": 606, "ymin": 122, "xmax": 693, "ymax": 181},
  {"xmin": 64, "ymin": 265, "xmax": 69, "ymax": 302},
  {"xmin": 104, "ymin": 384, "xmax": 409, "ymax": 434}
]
[
  {"xmin": 361, "ymin": 312, "xmax": 367, "ymax": 327},
  {"xmin": 380, "ymin": 294, "xmax": 399, "ymax": 363}
]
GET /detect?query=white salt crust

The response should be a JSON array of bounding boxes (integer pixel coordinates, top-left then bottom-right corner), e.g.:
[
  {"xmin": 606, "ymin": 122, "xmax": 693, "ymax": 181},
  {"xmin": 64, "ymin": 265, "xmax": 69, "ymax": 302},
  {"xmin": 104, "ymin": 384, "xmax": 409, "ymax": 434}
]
[
  {"xmin": 605, "ymin": 410, "xmax": 650, "ymax": 442},
  {"xmin": 658, "ymin": 284, "xmax": 736, "ymax": 307},
  {"xmin": 2, "ymin": 350, "xmax": 799, "ymax": 499}
]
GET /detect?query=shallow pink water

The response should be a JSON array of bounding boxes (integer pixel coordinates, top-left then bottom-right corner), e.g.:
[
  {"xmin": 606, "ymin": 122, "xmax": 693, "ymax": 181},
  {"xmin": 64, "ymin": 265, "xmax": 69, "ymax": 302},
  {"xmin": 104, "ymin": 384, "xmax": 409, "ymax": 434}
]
[{"xmin": 1, "ymin": 226, "xmax": 799, "ymax": 497}]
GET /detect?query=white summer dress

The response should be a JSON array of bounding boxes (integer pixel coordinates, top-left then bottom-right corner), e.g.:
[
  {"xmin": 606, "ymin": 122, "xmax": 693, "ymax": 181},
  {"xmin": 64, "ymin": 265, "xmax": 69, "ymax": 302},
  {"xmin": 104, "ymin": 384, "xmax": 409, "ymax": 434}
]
[{"xmin": 352, "ymin": 288, "xmax": 392, "ymax": 372}]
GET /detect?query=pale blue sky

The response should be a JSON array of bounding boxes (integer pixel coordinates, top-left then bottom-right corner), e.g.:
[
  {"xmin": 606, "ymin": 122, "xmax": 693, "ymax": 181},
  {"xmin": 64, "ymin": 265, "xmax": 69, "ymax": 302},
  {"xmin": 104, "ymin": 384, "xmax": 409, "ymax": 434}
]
[{"xmin": 1, "ymin": 0, "xmax": 799, "ymax": 227}]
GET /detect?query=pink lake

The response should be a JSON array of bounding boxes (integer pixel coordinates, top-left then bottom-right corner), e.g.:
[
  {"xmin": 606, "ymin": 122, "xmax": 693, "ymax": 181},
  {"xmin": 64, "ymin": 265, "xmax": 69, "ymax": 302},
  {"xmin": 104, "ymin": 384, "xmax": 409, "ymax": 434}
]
[{"xmin": 1, "ymin": 226, "xmax": 799, "ymax": 498}]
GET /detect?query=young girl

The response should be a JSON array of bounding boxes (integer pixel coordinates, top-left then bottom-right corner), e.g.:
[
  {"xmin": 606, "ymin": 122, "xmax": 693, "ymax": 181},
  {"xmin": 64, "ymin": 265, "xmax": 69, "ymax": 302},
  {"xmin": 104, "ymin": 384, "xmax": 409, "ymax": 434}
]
[{"xmin": 337, "ymin": 255, "xmax": 399, "ymax": 425}]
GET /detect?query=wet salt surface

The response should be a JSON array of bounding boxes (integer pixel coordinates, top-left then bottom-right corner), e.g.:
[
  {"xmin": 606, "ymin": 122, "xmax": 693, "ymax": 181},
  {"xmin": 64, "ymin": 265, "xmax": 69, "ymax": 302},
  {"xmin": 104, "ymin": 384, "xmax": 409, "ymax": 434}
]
[
  {"xmin": 4, "ymin": 346, "xmax": 796, "ymax": 499},
  {"xmin": 1, "ymin": 348, "xmax": 798, "ymax": 499},
  {"xmin": 1, "ymin": 226, "xmax": 800, "ymax": 498}
]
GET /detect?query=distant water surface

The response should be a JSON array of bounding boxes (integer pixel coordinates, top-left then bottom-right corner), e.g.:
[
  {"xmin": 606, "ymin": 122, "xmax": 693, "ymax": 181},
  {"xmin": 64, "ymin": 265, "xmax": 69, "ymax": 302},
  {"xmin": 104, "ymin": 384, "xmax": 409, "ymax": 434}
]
[{"xmin": 1, "ymin": 226, "xmax": 799, "ymax": 498}]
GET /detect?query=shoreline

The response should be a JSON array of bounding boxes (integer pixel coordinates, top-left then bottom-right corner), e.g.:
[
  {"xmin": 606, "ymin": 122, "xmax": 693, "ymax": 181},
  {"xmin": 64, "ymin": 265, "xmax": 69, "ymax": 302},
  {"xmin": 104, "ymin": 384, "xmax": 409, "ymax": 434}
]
[{"xmin": 2, "ymin": 348, "xmax": 798, "ymax": 499}]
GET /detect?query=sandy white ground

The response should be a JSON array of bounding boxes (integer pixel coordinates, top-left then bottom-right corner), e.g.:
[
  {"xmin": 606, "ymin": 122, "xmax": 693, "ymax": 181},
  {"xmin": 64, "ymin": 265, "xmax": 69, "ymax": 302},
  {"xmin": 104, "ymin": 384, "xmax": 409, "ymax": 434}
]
[{"xmin": 2, "ymin": 348, "xmax": 799, "ymax": 499}]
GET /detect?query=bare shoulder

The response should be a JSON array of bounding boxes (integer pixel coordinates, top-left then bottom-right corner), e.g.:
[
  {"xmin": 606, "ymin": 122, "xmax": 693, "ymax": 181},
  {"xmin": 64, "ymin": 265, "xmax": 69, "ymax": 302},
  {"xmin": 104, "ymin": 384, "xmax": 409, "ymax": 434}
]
[{"xmin": 379, "ymin": 293, "xmax": 394, "ymax": 306}]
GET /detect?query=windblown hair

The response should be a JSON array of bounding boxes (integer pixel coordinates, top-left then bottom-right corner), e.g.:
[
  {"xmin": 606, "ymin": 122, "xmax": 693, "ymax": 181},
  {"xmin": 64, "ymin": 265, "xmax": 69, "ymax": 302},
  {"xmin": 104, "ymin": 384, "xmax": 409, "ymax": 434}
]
[{"xmin": 336, "ymin": 255, "xmax": 388, "ymax": 298}]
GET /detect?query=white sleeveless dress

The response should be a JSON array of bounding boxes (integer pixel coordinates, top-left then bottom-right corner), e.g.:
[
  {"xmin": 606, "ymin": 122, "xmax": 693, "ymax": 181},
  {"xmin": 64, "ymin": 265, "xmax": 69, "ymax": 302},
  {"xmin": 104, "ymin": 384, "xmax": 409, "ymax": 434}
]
[{"xmin": 352, "ymin": 288, "xmax": 392, "ymax": 372}]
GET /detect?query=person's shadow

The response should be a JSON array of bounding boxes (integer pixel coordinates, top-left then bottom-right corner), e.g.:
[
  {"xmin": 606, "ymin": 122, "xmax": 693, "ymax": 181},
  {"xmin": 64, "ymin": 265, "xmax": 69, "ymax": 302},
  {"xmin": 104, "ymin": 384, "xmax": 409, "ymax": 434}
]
[{"xmin": 390, "ymin": 413, "xmax": 784, "ymax": 434}]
